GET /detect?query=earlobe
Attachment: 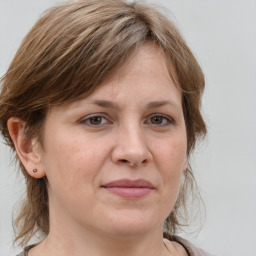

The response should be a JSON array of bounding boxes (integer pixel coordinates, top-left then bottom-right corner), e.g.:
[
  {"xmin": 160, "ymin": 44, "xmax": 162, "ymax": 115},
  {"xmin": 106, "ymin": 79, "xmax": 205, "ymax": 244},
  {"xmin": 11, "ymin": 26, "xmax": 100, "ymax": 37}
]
[
  {"xmin": 7, "ymin": 117, "xmax": 46, "ymax": 178},
  {"xmin": 183, "ymin": 156, "xmax": 188, "ymax": 171}
]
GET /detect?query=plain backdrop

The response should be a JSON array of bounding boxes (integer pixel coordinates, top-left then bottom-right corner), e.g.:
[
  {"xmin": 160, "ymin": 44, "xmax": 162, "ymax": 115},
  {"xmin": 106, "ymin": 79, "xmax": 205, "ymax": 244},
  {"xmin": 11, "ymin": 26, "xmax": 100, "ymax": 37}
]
[{"xmin": 0, "ymin": 0, "xmax": 255, "ymax": 255}]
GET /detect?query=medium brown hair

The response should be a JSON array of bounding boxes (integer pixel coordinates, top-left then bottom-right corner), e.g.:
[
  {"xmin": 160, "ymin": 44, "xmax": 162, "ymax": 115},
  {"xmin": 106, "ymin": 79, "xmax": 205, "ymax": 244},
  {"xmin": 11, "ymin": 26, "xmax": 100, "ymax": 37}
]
[{"xmin": 0, "ymin": 0, "xmax": 206, "ymax": 246}]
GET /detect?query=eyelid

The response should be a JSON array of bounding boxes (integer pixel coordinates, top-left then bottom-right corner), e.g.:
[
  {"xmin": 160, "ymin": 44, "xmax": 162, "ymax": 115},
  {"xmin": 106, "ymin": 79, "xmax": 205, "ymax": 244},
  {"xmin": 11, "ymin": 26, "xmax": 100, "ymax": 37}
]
[
  {"xmin": 79, "ymin": 113, "xmax": 111, "ymax": 126},
  {"xmin": 78, "ymin": 112, "xmax": 174, "ymax": 127},
  {"xmin": 145, "ymin": 113, "xmax": 175, "ymax": 125}
]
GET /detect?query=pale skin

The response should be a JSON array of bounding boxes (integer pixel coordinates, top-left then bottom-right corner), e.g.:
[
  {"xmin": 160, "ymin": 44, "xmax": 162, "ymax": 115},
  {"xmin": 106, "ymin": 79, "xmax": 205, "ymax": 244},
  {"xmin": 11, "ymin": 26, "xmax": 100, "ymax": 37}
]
[{"xmin": 8, "ymin": 43, "xmax": 188, "ymax": 256}]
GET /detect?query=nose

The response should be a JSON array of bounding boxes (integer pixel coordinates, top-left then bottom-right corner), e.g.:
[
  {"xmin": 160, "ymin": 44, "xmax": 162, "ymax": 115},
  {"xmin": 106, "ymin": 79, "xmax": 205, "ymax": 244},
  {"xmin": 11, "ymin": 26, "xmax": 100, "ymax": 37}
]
[{"xmin": 111, "ymin": 125, "xmax": 153, "ymax": 167}]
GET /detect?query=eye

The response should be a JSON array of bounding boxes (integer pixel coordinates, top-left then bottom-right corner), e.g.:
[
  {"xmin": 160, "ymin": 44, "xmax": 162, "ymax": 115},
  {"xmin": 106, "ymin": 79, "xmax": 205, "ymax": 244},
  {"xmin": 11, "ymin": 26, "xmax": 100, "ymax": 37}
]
[
  {"xmin": 145, "ymin": 114, "xmax": 173, "ymax": 126},
  {"xmin": 89, "ymin": 116, "xmax": 104, "ymax": 125},
  {"xmin": 80, "ymin": 114, "xmax": 110, "ymax": 127}
]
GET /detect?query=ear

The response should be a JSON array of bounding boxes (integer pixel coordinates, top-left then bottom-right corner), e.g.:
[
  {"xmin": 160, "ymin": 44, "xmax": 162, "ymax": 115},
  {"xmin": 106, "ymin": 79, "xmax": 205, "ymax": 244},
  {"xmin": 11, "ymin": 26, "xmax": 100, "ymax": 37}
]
[
  {"xmin": 183, "ymin": 155, "xmax": 188, "ymax": 171},
  {"xmin": 7, "ymin": 117, "xmax": 46, "ymax": 178}
]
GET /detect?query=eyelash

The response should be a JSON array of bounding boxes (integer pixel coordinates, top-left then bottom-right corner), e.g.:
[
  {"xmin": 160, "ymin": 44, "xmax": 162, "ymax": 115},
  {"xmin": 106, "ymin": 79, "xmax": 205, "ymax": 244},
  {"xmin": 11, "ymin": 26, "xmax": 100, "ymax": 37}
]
[
  {"xmin": 79, "ymin": 113, "xmax": 174, "ymax": 128},
  {"xmin": 79, "ymin": 114, "xmax": 110, "ymax": 127},
  {"xmin": 145, "ymin": 114, "xmax": 174, "ymax": 126}
]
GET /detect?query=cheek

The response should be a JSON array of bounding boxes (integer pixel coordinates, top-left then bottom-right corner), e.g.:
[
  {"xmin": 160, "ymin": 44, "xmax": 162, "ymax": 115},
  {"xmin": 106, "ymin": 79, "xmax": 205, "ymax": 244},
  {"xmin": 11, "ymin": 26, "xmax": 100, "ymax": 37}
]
[
  {"xmin": 155, "ymin": 135, "xmax": 187, "ymax": 173},
  {"xmin": 42, "ymin": 132, "xmax": 104, "ymax": 191},
  {"xmin": 154, "ymin": 136, "xmax": 186, "ymax": 204},
  {"xmin": 41, "ymin": 135, "xmax": 105, "ymax": 213}
]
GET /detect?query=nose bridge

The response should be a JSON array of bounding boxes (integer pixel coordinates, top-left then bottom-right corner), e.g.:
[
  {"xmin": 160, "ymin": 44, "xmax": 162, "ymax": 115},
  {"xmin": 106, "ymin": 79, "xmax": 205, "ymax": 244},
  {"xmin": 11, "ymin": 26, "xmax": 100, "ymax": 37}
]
[
  {"xmin": 123, "ymin": 122, "xmax": 145, "ymax": 150},
  {"xmin": 112, "ymin": 119, "xmax": 152, "ymax": 166}
]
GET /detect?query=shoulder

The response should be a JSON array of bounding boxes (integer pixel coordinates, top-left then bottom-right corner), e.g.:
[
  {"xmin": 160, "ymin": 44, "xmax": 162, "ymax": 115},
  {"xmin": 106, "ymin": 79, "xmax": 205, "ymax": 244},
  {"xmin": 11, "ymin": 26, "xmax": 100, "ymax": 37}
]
[
  {"xmin": 167, "ymin": 236, "xmax": 219, "ymax": 256},
  {"xmin": 17, "ymin": 244, "xmax": 36, "ymax": 256}
]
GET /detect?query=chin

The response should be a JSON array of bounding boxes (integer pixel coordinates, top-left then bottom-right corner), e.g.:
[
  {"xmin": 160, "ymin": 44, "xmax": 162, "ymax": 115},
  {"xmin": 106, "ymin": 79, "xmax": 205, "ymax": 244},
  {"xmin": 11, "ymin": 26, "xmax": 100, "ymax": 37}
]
[{"xmin": 101, "ymin": 209, "xmax": 162, "ymax": 236}]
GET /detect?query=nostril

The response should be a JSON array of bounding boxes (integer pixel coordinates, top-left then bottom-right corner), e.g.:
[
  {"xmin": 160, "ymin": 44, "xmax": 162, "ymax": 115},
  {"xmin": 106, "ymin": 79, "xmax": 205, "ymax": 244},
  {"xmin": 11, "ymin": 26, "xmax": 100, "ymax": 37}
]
[{"xmin": 120, "ymin": 159, "xmax": 128, "ymax": 163}]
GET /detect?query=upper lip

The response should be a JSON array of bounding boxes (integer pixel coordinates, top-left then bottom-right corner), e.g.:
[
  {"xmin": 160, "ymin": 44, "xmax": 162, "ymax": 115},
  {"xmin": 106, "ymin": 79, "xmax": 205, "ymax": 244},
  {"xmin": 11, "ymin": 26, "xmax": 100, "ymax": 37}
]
[{"xmin": 102, "ymin": 179, "xmax": 155, "ymax": 189}]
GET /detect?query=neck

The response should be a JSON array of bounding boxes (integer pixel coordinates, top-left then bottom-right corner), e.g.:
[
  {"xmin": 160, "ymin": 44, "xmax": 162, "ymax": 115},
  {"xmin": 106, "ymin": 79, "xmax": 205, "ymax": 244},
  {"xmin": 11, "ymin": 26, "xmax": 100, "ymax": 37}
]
[
  {"xmin": 30, "ymin": 199, "xmax": 175, "ymax": 256},
  {"xmin": 32, "ymin": 221, "xmax": 171, "ymax": 256}
]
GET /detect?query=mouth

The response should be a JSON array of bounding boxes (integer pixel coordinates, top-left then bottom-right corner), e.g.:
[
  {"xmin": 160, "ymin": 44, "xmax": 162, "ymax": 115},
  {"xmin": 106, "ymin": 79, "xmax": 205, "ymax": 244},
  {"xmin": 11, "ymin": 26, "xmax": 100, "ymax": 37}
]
[{"xmin": 101, "ymin": 179, "xmax": 155, "ymax": 199}]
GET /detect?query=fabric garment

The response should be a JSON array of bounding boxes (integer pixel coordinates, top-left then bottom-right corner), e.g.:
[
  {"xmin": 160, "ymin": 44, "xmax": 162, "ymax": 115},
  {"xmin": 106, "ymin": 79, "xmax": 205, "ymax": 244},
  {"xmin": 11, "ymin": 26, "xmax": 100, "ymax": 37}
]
[
  {"xmin": 171, "ymin": 236, "xmax": 217, "ymax": 256},
  {"xmin": 17, "ymin": 236, "xmax": 217, "ymax": 256}
]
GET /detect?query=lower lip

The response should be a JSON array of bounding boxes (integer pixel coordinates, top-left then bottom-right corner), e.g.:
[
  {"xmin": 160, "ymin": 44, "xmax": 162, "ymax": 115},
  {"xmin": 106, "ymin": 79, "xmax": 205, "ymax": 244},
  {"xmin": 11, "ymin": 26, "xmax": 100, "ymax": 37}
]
[{"xmin": 103, "ymin": 187, "xmax": 153, "ymax": 199}]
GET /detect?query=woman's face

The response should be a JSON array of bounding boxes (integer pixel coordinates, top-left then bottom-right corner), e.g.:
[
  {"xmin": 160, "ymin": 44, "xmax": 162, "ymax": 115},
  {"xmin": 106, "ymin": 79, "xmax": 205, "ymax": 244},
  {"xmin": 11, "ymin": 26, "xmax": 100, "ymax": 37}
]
[{"xmin": 39, "ymin": 43, "xmax": 187, "ymax": 237}]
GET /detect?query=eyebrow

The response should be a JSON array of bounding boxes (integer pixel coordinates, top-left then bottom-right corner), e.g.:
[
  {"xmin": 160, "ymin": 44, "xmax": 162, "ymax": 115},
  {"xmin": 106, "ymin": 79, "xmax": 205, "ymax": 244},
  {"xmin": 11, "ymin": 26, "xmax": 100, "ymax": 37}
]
[
  {"xmin": 91, "ymin": 100, "xmax": 120, "ymax": 109},
  {"xmin": 146, "ymin": 100, "xmax": 181, "ymax": 109},
  {"xmin": 89, "ymin": 99, "xmax": 181, "ymax": 110}
]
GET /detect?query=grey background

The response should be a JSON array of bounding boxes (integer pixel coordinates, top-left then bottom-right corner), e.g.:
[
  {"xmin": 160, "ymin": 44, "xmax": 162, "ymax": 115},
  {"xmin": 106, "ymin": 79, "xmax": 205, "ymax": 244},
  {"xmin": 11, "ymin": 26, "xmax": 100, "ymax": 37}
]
[{"xmin": 1, "ymin": 0, "xmax": 256, "ymax": 255}]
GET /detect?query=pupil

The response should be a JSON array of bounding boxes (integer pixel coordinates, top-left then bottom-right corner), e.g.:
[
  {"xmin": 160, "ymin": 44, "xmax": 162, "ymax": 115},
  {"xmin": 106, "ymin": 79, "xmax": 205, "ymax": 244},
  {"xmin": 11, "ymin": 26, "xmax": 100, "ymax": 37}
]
[
  {"xmin": 90, "ymin": 117, "xmax": 101, "ymax": 125},
  {"xmin": 152, "ymin": 116, "xmax": 162, "ymax": 124}
]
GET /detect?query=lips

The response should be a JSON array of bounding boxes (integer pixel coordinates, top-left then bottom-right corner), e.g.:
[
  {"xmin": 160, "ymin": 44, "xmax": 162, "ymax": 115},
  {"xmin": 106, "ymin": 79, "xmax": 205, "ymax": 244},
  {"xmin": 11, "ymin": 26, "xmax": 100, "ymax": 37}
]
[{"xmin": 101, "ymin": 179, "xmax": 155, "ymax": 199}]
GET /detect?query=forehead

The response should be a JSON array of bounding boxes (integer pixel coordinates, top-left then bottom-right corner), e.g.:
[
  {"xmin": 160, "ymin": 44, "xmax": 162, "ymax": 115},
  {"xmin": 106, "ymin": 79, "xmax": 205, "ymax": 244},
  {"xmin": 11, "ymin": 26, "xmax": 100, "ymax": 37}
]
[
  {"xmin": 98, "ymin": 46, "xmax": 178, "ymax": 96},
  {"xmin": 56, "ymin": 43, "xmax": 182, "ymax": 112},
  {"xmin": 49, "ymin": 42, "xmax": 181, "ymax": 110}
]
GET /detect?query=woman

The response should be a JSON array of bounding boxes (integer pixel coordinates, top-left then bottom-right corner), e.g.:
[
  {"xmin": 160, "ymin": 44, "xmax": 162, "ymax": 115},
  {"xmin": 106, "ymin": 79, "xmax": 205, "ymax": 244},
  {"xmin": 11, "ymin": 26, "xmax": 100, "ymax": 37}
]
[{"xmin": 0, "ymin": 0, "xmax": 215, "ymax": 255}]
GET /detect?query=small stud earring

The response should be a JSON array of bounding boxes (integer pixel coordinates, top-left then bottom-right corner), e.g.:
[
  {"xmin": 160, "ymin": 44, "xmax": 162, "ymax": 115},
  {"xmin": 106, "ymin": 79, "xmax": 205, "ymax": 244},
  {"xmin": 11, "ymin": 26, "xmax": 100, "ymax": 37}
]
[
  {"xmin": 130, "ymin": 161, "xmax": 135, "ymax": 167},
  {"xmin": 33, "ymin": 169, "xmax": 38, "ymax": 173}
]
